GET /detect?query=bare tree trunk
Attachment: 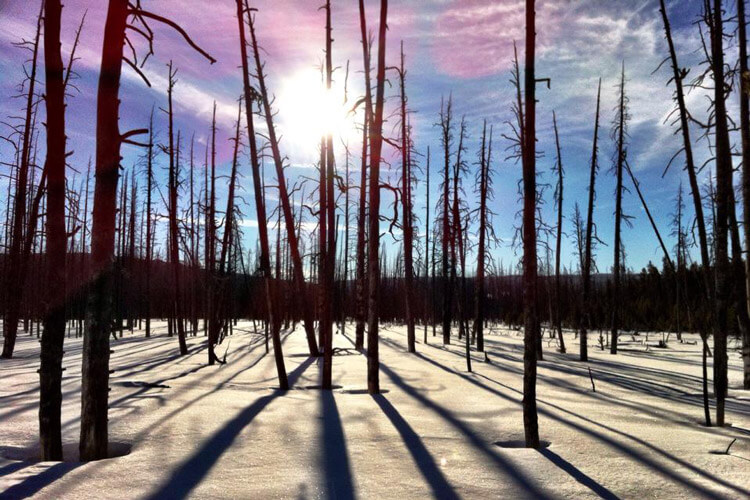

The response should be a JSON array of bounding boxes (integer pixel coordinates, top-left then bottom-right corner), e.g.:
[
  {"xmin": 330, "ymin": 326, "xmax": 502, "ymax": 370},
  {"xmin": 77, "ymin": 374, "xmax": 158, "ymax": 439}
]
[
  {"xmin": 611, "ymin": 64, "xmax": 627, "ymax": 355},
  {"xmin": 440, "ymin": 97, "xmax": 453, "ymax": 345},
  {"xmin": 248, "ymin": 10, "xmax": 319, "ymax": 357},
  {"xmin": 165, "ymin": 63, "xmax": 188, "ymax": 356},
  {"xmin": 80, "ymin": 0, "xmax": 129, "ymax": 460},
  {"xmin": 659, "ymin": 0, "xmax": 713, "ymax": 422},
  {"xmin": 354, "ymin": 0, "xmax": 372, "ymax": 352},
  {"xmin": 552, "ymin": 112, "xmax": 566, "ymax": 354},
  {"xmin": 237, "ymin": 0, "xmax": 288, "ymax": 389},
  {"xmin": 711, "ymin": 0, "xmax": 731, "ymax": 427},
  {"xmin": 522, "ymin": 0, "xmax": 540, "ymax": 449},
  {"xmin": 580, "ymin": 80, "xmax": 601, "ymax": 362},
  {"xmin": 737, "ymin": 0, "xmax": 750, "ymax": 389},
  {"xmin": 366, "ymin": 0, "xmax": 389, "ymax": 395},
  {"xmin": 2, "ymin": 1, "xmax": 43, "ymax": 359},
  {"xmin": 424, "ymin": 147, "xmax": 431, "ymax": 345},
  {"xmin": 39, "ymin": 0, "xmax": 66, "ymax": 461},
  {"xmin": 398, "ymin": 42, "xmax": 416, "ymax": 353}
]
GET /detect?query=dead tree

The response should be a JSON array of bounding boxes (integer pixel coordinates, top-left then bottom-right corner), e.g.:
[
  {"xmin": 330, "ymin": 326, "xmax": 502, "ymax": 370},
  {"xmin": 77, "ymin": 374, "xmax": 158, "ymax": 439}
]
[
  {"xmin": 354, "ymin": 0, "xmax": 372, "ymax": 351},
  {"xmin": 659, "ymin": 0, "xmax": 713, "ymax": 422},
  {"xmin": 39, "ymin": 0, "xmax": 66, "ymax": 461},
  {"xmin": 366, "ymin": 0, "xmax": 389, "ymax": 395},
  {"xmin": 80, "ymin": 0, "xmax": 214, "ymax": 461},
  {"xmin": 321, "ymin": 0, "xmax": 336, "ymax": 389},
  {"xmin": 551, "ymin": 112, "xmax": 566, "ymax": 353},
  {"xmin": 610, "ymin": 63, "xmax": 628, "ymax": 355},
  {"xmin": 144, "ymin": 109, "xmax": 154, "ymax": 337},
  {"xmin": 710, "ymin": 0, "xmax": 731, "ymax": 427},
  {"xmin": 2, "ymin": 1, "xmax": 43, "ymax": 359},
  {"xmin": 439, "ymin": 96, "xmax": 454, "ymax": 345},
  {"xmin": 164, "ymin": 62, "xmax": 188, "ymax": 356},
  {"xmin": 522, "ymin": 0, "xmax": 540, "ymax": 449},
  {"xmin": 236, "ymin": 0, "xmax": 288, "ymax": 388},
  {"xmin": 473, "ymin": 122, "xmax": 493, "ymax": 353},
  {"xmin": 737, "ymin": 0, "xmax": 750, "ymax": 389},
  {"xmin": 580, "ymin": 79, "xmax": 602, "ymax": 362},
  {"xmin": 247, "ymin": 8, "xmax": 320, "ymax": 357},
  {"xmin": 397, "ymin": 42, "xmax": 416, "ymax": 353},
  {"xmin": 424, "ymin": 146, "xmax": 431, "ymax": 344}
]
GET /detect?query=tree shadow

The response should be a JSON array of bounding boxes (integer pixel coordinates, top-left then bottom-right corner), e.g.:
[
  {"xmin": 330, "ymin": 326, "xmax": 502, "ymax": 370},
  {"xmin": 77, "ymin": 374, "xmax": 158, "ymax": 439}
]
[
  {"xmin": 379, "ymin": 363, "xmax": 552, "ymax": 499},
  {"xmin": 321, "ymin": 390, "xmax": 356, "ymax": 500},
  {"xmin": 0, "ymin": 462, "xmax": 81, "ymax": 499},
  {"xmin": 143, "ymin": 355, "xmax": 315, "ymax": 500},
  {"xmin": 394, "ymin": 338, "xmax": 743, "ymax": 499},
  {"xmin": 538, "ymin": 449, "xmax": 619, "ymax": 500},
  {"xmin": 371, "ymin": 394, "xmax": 459, "ymax": 500}
]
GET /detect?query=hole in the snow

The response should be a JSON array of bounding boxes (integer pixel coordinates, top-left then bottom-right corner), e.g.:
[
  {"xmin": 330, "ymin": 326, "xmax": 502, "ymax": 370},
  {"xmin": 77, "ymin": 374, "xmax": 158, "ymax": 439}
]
[
  {"xmin": 0, "ymin": 441, "xmax": 132, "ymax": 463},
  {"xmin": 117, "ymin": 381, "xmax": 170, "ymax": 389},
  {"xmin": 303, "ymin": 385, "xmax": 344, "ymax": 390},
  {"xmin": 494, "ymin": 439, "xmax": 551, "ymax": 449}
]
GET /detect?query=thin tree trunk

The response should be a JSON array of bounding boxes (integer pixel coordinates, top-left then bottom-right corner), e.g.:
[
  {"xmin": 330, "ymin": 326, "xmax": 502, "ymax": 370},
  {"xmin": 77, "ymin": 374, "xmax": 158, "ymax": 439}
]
[{"xmin": 552, "ymin": 112, "xmax": 566, "ymax": 354}]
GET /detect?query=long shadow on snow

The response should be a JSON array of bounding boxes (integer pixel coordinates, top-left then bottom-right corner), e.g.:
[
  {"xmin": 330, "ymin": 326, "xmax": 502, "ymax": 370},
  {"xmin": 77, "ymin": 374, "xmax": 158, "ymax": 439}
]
[
  {"xmin": 372, "ymin": 394, "xmax": 460, "ymax": 500},
  {"xmin": 387, "ymin": 337, "xmax": 744, "ymax": 499},
  {"xmin": 143, "ymin": 356, "xmax": 315, "ymax": 500},
  {"xmin": 0, "ymin": 462, "xmax": 81, "ymax": 499},
  {"xmin": 378, "ymin": 363, "xmax": 552, "ymax": 499},
  {"xmin": 321, "ymin": 390, "xmax": 357, "ymax": 500}
]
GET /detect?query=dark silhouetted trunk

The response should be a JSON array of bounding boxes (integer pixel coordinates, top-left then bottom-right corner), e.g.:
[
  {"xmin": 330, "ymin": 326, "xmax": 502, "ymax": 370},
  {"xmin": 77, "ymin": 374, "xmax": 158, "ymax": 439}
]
[
  {"xmin": 552, "ymin": 112, "xmax": 566, "ymax": 354},
  {"xmin": 39, "ymin": 0, "xmax": 66, "ymax": 461},
  {"xmin": 611, "ymin": 64, "xmax": 626, "ymax": 355},
  {"xmin": 238, "ymin": 0, "xmax": 288, "ymax": 388},
  {"xmin": 522, "ymin": 0, "xmax": 540, "ymax": 449}
]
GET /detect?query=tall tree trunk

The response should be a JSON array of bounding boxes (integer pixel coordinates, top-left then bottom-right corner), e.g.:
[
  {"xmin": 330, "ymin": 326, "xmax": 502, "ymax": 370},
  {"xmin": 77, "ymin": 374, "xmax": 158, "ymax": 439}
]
[
  {"xmin": 737, "ymin": 0, "xmax": 750, "ymax": 389},
  {"xmin": 80, "ymin": 0, "xmax": 129, "ymax": 461},
  {"xmin": 522, "ymin": 0, "xmax": 540, "ymax": 449},
  {"xmin": 366, "ymin": 0, "xmax": 389, "ymax": 395},
  {"xmin": 2, "ymin": 1, "xmax": 43, "ymax": 359},
  {"xmin": 399, "ymin": 42, "xmax": 416, "ymax": 353},
  {"xmin": 145, "ymin": 109, "xmax": 154, "ymax": 338},
  {"xmin": 712, "ymin": 0, "xmax": 731, "ymax": 427},
  {"xmin": 440, "ymin": 97, "xmax": 453, "ymax": 345},
  {"xmin": 552, "ymin": 112, "xmax": 566, "ymax": 354},
  {"xmin": 39, "ymin": 0, "xmax": 66, "ymax": 461},
  {"xmin": 248, "ymin": 10, "xmax": 319, "ymax": 357},
  {"xmin": 580, "ymin": 81, "xmax": 601, "ymax": 362},
  {"xmin": 166, "ymin": 63, "xmax": 188, "ymax": 356},
  {"xmin": 237, "ymin": 0, "xmax": 288, "ymax": 388},
  {"xmin": 659, "ymin": 0, "xmax": 714, "ymax": 422},
  {"xmin": 354, "ymin": 0, "xmax": 372, "ymax": 351},
  {"xmin": 611, "ymin": 64, "xmax": 627, "ymax": 355},
  {"xmin": 424, "ymin": 147, "xmax": 431, "ymax": 345}
]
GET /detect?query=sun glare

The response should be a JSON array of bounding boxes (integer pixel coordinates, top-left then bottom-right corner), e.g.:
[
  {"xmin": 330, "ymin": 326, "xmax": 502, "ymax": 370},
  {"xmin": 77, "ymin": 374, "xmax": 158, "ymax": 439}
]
[{"xmin": 277, "ymin": 68, "xmax": 360, "ymax": 161}]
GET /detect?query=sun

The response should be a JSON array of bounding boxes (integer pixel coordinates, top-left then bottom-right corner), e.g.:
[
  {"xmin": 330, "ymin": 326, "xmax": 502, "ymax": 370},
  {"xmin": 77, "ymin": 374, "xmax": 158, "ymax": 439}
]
[{"xmin": 277, "ymin": 68, "xmax": 360, "ymax": 162}]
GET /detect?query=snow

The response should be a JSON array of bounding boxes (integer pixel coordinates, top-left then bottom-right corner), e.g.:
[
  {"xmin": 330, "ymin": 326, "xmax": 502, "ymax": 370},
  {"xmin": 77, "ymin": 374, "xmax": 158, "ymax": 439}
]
[{"xmin": 0, "ymin": 322, "xmax": 748, "ymax": 499}]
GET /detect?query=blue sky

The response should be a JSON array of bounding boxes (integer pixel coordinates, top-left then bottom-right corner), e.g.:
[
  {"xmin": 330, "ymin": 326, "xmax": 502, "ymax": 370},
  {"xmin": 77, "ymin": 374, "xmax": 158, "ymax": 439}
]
[{"xmin": 0, "ymin": 0, "xmax": 727, "ymax": 275}]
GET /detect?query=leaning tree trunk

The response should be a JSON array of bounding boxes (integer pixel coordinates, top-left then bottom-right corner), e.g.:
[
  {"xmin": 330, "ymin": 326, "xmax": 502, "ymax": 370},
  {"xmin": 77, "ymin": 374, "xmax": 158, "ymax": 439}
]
[
  {"xmin": 659, "ymin": 0, "xmax": 714, "ymax": 421},
  {"xmin": 248, "ymin": 10, "xmax": 319, "ymax": 357},
  {"xmin": 39, "ymin": 0, "xmax": 66, "ymax": 461},
  {"xmin": 522, "ymin": 0, "xmax": 540, "ymax": 449},
  {"xmin": 237, "ymin": 0, "xmax": 288, "ymax": 388}
]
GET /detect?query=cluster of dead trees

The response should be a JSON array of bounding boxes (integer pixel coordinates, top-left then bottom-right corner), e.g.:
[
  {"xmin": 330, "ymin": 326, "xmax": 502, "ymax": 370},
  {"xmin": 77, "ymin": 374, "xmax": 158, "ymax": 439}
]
[{"xmin": 1, "ymin": 0, "xmax": 750, "ymax": 460}]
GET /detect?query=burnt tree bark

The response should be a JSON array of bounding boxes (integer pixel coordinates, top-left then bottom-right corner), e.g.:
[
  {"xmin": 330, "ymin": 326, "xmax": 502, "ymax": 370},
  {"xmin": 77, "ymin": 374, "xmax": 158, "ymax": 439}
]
[{"xmin": 39, "ymin": 0, "xmax": 66, "ymax": 461}]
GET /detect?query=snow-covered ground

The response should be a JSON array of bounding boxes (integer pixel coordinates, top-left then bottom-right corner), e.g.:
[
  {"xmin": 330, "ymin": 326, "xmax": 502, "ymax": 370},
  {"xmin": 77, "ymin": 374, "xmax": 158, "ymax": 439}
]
[{"xmin": 0, "ymin": 321, "xmax": 748, "ymax": 499}]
